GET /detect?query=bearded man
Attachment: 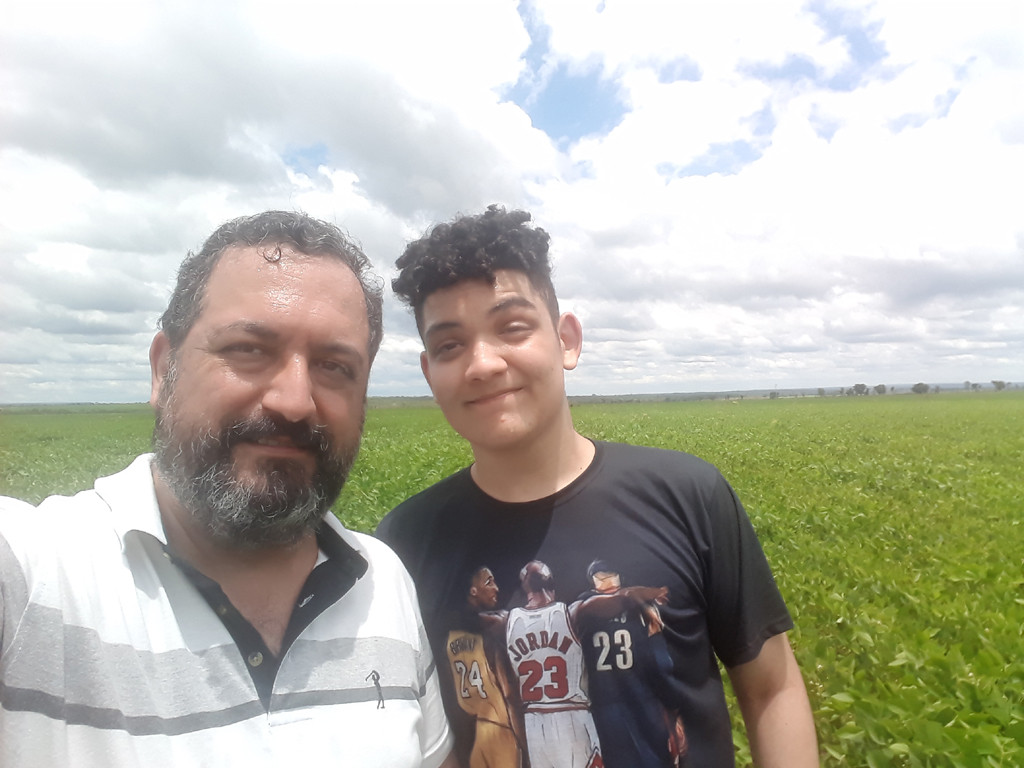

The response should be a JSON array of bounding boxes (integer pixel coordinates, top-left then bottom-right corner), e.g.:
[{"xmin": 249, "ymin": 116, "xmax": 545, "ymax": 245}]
[{"xmin": 0, "ymin": 211, "xmax": 454, "ymax": 768}]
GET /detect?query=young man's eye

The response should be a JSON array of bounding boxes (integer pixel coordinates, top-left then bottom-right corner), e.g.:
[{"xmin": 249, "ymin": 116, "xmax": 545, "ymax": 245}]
[
  {"xmin": 502, "ymin": 322, "xmax": 533, "ymax": 337},
  {"xmin": 431, "ymin": 340, "xmax": 462, "ymax": 358}
]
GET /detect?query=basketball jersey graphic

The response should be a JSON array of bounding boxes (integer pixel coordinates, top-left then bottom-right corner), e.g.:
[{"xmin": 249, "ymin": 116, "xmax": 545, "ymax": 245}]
[
  {"xmin": 506, "ymin": 603, "xmax": 589, "ymax": 711},
  {"xmin": 577, "ymin": 597, "xmax": 684, "ymax": 767},
  {"xmin": 447, "ymin": 627, "xmax": 526, "ymax": 767},
  {"xmin": 447, "ymin": 629, "xmax": 505, "ymax": 722}
]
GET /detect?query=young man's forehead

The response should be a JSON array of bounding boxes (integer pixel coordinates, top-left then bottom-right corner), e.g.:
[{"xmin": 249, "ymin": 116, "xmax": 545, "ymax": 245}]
[{"xmin": 430, "ymin": 271, "xmax": 545, "ymax": 309}]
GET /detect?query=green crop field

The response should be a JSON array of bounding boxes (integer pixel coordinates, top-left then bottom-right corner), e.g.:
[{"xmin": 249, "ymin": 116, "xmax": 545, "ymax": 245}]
[{"xmin": 2, "ymin": 392, "xmax": 1022, "ymax": 766}]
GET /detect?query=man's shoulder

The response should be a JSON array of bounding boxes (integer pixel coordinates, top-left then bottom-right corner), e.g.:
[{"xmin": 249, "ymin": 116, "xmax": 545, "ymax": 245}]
[
  {"xmin": 327, "ymin": 518, "xmax": 404, "ymax": 573},
  {"xmin": 0, "ymin": 455, "xmax": 157, "ymax": 550},
  {"xmin": 1, "ymin": 486, "xmax": 106, "ymax": 539},
  {"xmin": 595, "ymin": 441, "xmax": 723, "ymax": 482}
]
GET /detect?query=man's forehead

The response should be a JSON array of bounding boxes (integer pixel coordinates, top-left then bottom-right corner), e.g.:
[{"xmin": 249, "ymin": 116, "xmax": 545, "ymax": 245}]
[
  {"xmin": 213, "ymin": 243, "xmax": 315, "ymax": 272},
  {"xmin": 205, "ymin": 245, "xmax": 359, "ymax": 296},
  {"xmin": 195, "ymin": 246, "xmax": 370, "ymax": 340}
]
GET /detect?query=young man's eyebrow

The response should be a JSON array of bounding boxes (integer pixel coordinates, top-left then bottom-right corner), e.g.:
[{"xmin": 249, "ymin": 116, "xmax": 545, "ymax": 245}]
[
  {"xmin": 422, "ymin": 320, "xmax": 461, "ymax": 341},
  {"xmin": 489, "ymin": 296, "xmax": 537, "ymax": 314},
  {"xmin": 422, "ymin": 295, "xmax": 539, "ymax": 341}
]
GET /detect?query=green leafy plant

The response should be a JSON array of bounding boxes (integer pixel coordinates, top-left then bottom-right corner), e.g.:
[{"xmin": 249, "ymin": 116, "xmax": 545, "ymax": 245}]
[{"xmin": 3, "ymin": 392, "xmax": 1022, "ymax": 765}]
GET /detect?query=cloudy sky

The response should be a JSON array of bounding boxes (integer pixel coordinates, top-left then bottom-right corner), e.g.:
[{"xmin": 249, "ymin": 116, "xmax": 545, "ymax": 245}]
[{"xmin": 2, "ymin": 0, "xmax": 1022, "ymax": 404}]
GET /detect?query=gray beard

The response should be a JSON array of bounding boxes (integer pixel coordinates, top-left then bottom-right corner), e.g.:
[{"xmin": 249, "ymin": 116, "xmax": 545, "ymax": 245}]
[{"xmin": 153, "ymin": 398, "xmax": 360, "ymax": 550}]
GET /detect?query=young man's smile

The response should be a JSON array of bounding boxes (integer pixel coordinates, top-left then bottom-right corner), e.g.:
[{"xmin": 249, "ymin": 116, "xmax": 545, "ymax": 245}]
[{"xmin": 466, "ymin": 387, "xmax": 520, "ymax": 407}]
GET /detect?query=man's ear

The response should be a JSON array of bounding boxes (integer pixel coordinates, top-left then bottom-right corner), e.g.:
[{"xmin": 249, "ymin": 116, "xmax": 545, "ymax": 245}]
[
  {"xmin": 419, "ymin": 350, "xmax": 433, "ymax": 389},
  {"xmin": 149, "ymin": 332, "xmax": 172, "ymax": 408},
  {"xmin": 557, "ymin": 312, "xmax": 583, "ymax": 371}
]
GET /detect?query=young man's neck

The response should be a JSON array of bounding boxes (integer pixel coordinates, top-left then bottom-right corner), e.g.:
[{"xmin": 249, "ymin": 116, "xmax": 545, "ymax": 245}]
[{"xmin": 469, "ymin": 423, "xmax": 595, "ymax": 503}]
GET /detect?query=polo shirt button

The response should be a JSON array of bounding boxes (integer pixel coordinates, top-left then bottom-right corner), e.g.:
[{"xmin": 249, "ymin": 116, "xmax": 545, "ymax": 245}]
[
  {"xmin": 248, "ymin": 652, "xmax": 264, "ymax": 667},
  {"xmin": 216, "ymin": 604, "xmax": 229, "ymax": 616}
]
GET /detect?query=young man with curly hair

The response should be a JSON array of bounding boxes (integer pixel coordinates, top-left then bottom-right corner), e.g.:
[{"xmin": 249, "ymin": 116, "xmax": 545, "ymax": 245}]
[{"xmin": 377, "ymin": 205, "xmax": 818, "ymax": 768}]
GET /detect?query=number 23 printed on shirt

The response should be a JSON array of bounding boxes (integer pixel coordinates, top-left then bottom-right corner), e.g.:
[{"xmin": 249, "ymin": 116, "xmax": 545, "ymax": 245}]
[
  {"xmin": 517, "ymin": 656, "xmax": 569, "ymax": 702},
  {"xmin": 593, "ymin": 629, "xmax": 634, "ymax": 671}
]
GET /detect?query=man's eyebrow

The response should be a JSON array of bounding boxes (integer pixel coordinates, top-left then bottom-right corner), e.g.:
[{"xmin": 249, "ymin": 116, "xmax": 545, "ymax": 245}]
[
  {"xmin": 210, "ymin": 321, "xmax": 279, "ymax": 340},
  {"xmin": 422, "ymin": 295, "xmax": 539, "ymax": 341},
  {"xmin": 211, "ymin": 322, "xmax": 366, "ymax": 362},
  {"xmin": 422, "ymin": 320, "xmax": 460, "ymax": 341},
  {"xmin": 317, "ymin": 340, "xmax": 366, "ymax": 363}
]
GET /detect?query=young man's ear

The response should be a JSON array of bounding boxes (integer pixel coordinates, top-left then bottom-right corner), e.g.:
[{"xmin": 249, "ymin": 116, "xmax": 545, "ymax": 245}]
[
  {"xmin": 149, "ymin": 332, "xmax": 172, "ymax": 408},
  {"xmin": 419, "ymin": 350, "xmax": 433, "ymax": 390},
  {"xmin": 557, "ymin": 312, "xmax": 583, "ymax": 371}
]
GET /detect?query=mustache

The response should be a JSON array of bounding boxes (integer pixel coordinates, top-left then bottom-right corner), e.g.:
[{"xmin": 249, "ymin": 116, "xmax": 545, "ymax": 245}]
[{"xmin": 224, "ymin": 414, "xmax": 333, "ymax": 455}]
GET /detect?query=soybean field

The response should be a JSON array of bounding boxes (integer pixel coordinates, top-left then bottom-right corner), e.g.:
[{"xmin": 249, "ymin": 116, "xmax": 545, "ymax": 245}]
[{"xmin": 2, "ymin": 392, "xmax": 1022, "ymax": 767}]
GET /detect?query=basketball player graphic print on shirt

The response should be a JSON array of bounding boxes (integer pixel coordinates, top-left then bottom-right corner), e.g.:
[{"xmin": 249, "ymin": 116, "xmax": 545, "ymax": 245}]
[
  {"xmin": 446, "ymin": 566, "xmax": 527, "ymax": 768},
  {"xmin": 505, "ymin": 561, "xmax": 603, "ymax": 768},
  {"xmin": 575, "ymin": 560, "xmax": 689, "ymax": 768}
]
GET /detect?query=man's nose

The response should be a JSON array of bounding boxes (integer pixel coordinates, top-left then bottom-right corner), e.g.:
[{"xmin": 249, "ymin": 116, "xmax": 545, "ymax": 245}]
[
  {"xmin": 465, "ymin": 340, "xmax": 508, "ymax": 379},
  {"xmin": 262, "ymin": 355, "xmax": 317, "ymax": 423}
]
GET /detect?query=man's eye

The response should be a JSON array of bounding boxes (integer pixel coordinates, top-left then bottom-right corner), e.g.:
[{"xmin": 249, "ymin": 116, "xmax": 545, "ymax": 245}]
[
  {"xmin": 432, "ymin": 340, "xmax": 461, "ymax": 357},
  {"xmin": 223, "ymin": 343, "xmax": 264, "ymax": 357},
  {"xmin": 503, "ymin": 322, "xmax": 532, "ymax": 337},
  {"xmin": 320, "ymin": 359, "xmax": 355, "ymax": 379}
]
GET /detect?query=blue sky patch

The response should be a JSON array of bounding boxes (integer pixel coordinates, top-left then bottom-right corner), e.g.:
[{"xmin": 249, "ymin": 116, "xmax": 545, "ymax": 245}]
[
  {"xmin": 658, "ymin": 57, "xmax": 702, "ymax": 84},
  {"xmin": 515, "ymin": 63, "xmax": 627, "ymax": 143},
  {"xmin": 810, "ymin": 0, "xmax": 887, "ymax": 68},
  {"xmin": 744, "ymin": 2, "xmax": 889, "ymax": 92},
  {"xmin": 746, "ymin": 102, "xmax": 776, "ymax": 137},
  {"xmin": 810, "ymin": 106, "xmax": 841, "ymax": 141},
  {"xmin": 808, "ymin": 0, "xmax": 888, "ymax": 91},
  {"xmin": 889, "ymin": 87, "xmax": 961, "ymax": 132},
  {"xmin": 281, "ymin": 143, "xmax": 329, "ymax": 177},
  {"xmin": 660, "ymin": 139, "xmax": 764, "ymax": 179},
  {"xmin": 743, "ymin": 53, "xmax": 821, "ymax": 84},
  {"xmin": 507, "ymin": 2, "xmax": 628, "ymax": 144}
]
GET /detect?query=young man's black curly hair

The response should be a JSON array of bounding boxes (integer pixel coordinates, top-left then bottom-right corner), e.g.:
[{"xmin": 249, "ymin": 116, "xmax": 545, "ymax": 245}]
[{"xmin": 392, "ymin": 204, "xmax": 559, "ymax": 332}]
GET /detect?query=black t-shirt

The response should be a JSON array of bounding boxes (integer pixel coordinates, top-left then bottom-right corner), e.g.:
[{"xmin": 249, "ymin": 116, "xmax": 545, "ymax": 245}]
[{"xmin": 376, "ymin": 441, "xmax": 793, "ymax": 768}]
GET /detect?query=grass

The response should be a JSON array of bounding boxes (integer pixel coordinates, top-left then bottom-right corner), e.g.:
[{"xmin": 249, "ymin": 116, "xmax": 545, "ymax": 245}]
[{"xmin": 2, "ymin": 391, "xmax": 1022, "ymax": 766}]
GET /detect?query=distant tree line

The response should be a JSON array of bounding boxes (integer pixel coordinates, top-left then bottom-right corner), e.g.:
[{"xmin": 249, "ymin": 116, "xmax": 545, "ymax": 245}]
[
  {"xmin": 814, "ymin": 380, "xmax": 1016, "ymax": 397},
  {"xmin": 958, "ymin": 380, "xmax": 1010, "ymax": 393}
]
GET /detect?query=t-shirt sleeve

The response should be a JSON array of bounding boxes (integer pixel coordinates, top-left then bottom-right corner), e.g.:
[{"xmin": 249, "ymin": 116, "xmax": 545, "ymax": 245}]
[{"xmin": 703, "ymin": 475, "xmax": 793, "ymax": 667}]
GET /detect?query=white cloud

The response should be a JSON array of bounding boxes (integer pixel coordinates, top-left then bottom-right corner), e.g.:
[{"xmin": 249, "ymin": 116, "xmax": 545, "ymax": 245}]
[{"xmin": 0, "ymin": 0, "xmax": 1021, "ymax": 404}]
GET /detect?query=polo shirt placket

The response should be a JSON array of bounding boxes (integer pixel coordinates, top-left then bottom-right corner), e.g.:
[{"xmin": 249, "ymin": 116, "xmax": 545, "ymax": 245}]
[{"xmin": 167, "ymin": 524, "xmax": 369, "ymax": 709}]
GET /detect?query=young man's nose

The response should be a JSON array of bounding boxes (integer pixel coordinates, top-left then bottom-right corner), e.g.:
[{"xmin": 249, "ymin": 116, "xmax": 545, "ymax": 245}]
[{"xmin": 465, "ymin": 340, "xmax": 508, "ymax": 379}]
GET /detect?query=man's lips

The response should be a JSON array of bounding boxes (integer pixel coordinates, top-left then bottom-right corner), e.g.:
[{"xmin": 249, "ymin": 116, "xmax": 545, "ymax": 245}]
[
  {"xmin": 253, "ymin": 436, "xmax": 298, "ymax": 447},
  {"xmin": 235, "ymin": 437, "xmax": 311, "ymax": 454},
  {"xmin": 467, "ymin": 388, "xmax": 518, "ymax": 406}
]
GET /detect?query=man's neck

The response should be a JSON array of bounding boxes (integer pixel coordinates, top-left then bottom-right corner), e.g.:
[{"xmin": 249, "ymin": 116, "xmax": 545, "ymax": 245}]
[
  {"xmin": 153, "ymin": 470, "xmax": 319, "ymax": 655},
  {"xmin": 469, "ymin": 426, "xmax": 595, "ymax": 503}
]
